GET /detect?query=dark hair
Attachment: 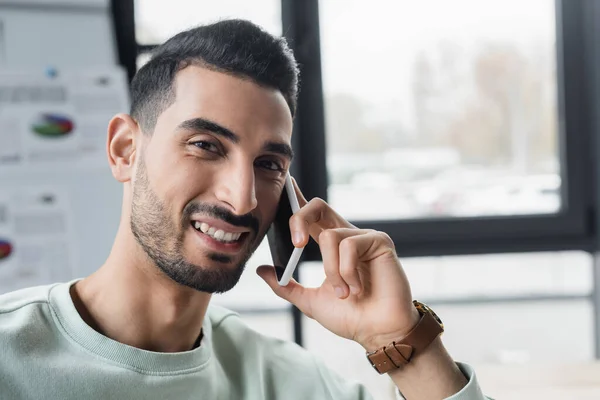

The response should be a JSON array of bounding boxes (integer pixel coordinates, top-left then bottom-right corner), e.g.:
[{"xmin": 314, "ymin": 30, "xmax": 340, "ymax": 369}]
[{"xmin": 130, "ymin": 19, "xmax": 300, "ymax": 134}]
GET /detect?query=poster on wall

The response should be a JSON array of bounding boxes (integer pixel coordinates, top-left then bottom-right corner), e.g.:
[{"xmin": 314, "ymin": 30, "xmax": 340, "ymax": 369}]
[
  {"xmin": 0, "ymin": 187, "xmax": 76, "ymax": 293},
  {"xmin": 0, "ymin": 67, "xmax": 129, "ymax": 173}
]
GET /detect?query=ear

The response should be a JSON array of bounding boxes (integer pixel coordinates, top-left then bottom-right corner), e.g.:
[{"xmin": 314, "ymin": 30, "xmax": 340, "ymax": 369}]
[{"xmin": 106, "ymin": 114, "xmax": 141, "ymax": 183}]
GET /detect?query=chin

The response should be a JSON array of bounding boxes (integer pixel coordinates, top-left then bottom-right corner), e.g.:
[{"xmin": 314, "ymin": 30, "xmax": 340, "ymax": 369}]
[
  {"xmin": 158, "ymin": 255, "xmax": 246, "ymax": 294},
  {"xmin": 183, "ymin": 251, "xmax": 237, "ymax": 268}
]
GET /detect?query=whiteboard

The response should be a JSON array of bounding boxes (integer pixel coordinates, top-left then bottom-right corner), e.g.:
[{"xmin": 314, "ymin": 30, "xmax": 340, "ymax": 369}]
[{"xmin": 0, "ymin": 1, "xmax": 124, "ymax": 293}]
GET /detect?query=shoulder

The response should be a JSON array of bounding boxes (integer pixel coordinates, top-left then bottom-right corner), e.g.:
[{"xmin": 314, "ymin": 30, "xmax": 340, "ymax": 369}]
[
  {"xmin": 207, "ymin": 304, "xmax": 310, "ymax": 362},
  {"xmin": 0, "ymin": 284, "xmax": 57, "ymax": 315},
  {"xmin": 207, "ymin": 304, "xmax": 371, "ymax": 399},
  {"xmin": 0, "ymin": 283, "xmax": 60, "ymax": 347}
]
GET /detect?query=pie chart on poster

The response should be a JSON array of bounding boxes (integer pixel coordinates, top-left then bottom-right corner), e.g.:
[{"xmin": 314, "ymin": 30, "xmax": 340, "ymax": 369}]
[
  {"xmin": 0, "ymin": 239, "xmax": 12, "ymax": 261},
  {"xmin": 31, "ymin": 113, "xmax": 74, "ymax": 138}
]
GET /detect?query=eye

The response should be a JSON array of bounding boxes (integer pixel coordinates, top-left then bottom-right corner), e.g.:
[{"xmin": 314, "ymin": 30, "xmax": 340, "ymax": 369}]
[
  {"xmin": 191, "ymin": 141, "xmax": 220, "ymax": 154},
  {"xmin": 255, "ymin": 159, "xmax": 284, "ymax": 172}
]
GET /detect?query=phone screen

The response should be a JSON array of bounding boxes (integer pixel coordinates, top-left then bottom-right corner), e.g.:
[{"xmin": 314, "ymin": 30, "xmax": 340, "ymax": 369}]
[{"xmin": 266, "ymin": 186, "xmax": 295, "ymax": 281}]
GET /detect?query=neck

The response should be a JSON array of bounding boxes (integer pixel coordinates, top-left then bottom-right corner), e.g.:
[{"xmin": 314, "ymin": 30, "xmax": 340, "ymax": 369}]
[{"xmin": 71, "ymin": 219, "xmax": 211, "ymax": 353}]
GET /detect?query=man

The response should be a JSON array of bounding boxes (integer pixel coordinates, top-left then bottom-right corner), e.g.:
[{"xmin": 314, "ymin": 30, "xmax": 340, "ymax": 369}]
[{"xmin": 0, "ymin": 20, "xmax": 488, "ymax": 399}]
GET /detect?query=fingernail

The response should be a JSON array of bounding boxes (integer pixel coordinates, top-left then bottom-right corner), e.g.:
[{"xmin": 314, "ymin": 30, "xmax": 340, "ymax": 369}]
[
  {"xmin": 293, "ymin": 231, "xmax": 303, "ymax": 246},
  {"xmin": 349, "ymin": 285, "xmax": 360, "ymax": 295},
  {"xmin": 334, "ymin": 286, "xmax": 345, "ymax": 298}
]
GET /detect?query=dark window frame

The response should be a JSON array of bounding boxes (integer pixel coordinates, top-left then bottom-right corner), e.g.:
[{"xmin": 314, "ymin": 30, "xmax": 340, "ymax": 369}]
[{"xmin": 283, "ymin": 0, "xmax": 599, "ymax": 259}]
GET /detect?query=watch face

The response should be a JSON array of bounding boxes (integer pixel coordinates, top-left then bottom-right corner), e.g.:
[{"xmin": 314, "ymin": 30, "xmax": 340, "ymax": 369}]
[{"xmin": 413, "ymin": 300, "xmax": 444, "ymax": 330}]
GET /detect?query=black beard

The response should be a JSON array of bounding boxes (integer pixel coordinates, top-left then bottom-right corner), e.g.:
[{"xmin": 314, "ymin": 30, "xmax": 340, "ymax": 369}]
[{"xmin": 129, "ymin": 157, "xmax": 262, "ymax": 294}]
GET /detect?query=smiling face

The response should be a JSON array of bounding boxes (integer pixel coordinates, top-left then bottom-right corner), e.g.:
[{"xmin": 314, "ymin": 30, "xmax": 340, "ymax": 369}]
[{"xmin": 129, "ymin": 66, "xmax": 294, "ymax": 293}]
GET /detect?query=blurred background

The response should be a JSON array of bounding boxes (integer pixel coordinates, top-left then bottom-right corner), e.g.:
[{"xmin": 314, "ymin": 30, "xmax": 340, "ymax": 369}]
[{"xmin": 2, "ymin": 0, "xmax": 600, "ymax": 398}]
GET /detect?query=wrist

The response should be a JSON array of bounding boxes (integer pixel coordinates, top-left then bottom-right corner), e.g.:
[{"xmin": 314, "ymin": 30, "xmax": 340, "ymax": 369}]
[
  {"xmin": 388, "ymin": 337, "xmax": 468, "ymax": 399},
  {"xmin": 364, "ymin": 301, "xmax": 445, "ymax": 375},
  {"xmin": 360, "ymin": 306, "xmax": 421, "ymax": 352},
  {"xmin": 360, "ymin": 301, "xmax": 466, "ymax": 399}
]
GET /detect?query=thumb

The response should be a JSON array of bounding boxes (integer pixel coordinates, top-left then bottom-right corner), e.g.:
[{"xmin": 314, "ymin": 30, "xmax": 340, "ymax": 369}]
[{"xmin": 256, "ymin": 265, "xmax": 312, "ymax": 316}]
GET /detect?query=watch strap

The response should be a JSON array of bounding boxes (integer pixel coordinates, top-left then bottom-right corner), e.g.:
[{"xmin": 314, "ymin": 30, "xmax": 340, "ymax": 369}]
[{"xmin": 367, "ymin": 310, "xmax": 443, "ymax": 374}]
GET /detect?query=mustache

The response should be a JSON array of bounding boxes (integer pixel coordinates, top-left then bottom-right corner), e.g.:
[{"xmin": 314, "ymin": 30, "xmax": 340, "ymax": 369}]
[{"xmin": 183, "ymin": 203, "xmax": 260, "ymax": 234}]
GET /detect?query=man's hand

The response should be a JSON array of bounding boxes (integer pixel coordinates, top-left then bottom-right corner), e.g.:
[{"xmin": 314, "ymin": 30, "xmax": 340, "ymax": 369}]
[
  {"xmin": 257, "ymin": 180, "xmax": 473, "ymax": 399},
  {"xmin": 257, "ymin": 179, "xmax": 473, "ymax": 399},
  {"xmin": 256, "ymin": 179, "xmax": 420, "ymax": 352}
]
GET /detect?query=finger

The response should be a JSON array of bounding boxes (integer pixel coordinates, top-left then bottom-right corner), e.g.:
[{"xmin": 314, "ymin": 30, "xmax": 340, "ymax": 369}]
[
  {"xmin": 338, "ymin": 231, "xmax": 396, "ymax": 294},
  {"xmin": 319, "ymin": 228, "xmax": 370, "ymax": 298},
  {"xmin": 256, "ymin": 265, "xmax": 315, "ymax": 318},
  {"xmin": 340, "ymin": 230, "xmax": 395, "ymax": 264},
  {"xmin": 319, "ymin": 229, "xmax": 347, "ymax": 298},
  {"xmin": 289, "ymin": 197, "xmax": 353, "ymax": 247},
  {"xmin": 339, "ymin": 238, "xmax": 364, "ymax": 296},
  {"xmin": 289, "ymin": 197, "xmax": 327, "ymax": 247}
]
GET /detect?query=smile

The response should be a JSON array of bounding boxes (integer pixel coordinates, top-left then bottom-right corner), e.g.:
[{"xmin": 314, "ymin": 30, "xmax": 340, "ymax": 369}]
[{"xmin": 192, "ymin": 221, "xmax": 244, "ymax": 243}]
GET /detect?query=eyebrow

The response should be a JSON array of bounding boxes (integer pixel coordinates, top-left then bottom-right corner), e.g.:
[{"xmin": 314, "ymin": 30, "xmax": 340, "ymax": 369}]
[
  {"xmin": 178, "ymin": 117, "xmax": 239, "ymax": 144},
  {"xmin": 177, "ymin": 117, "xmax": 294, "ymax": 161},
  {"xmin": 264, "ymin": 142, "xmax": 294, "ymax": 161}
]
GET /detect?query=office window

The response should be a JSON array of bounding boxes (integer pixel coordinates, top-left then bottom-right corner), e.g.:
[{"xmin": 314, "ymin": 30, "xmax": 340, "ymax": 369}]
[
  {"xmin": 319, "ymin": 0, "xmax": 559, "ymax": 221},
  {"xmin": 134, "ymin": 0, "xmax": 282, "ymax": 44},
  {"xmin": 136, "ymin": 52, "xmax": 151, "ymax": 69}
]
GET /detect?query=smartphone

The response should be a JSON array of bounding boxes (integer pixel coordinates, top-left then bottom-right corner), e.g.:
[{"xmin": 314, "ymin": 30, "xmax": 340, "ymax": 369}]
[{"xmin": 267, "ymin": 173, "xmax": 304, "ymax": 286}]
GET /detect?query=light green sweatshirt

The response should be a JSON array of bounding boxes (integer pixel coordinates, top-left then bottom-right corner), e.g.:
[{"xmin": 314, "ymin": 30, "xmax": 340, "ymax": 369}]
[{"xmin": 0, "ymin": 280, "xmax": 487, "ymax": 400}]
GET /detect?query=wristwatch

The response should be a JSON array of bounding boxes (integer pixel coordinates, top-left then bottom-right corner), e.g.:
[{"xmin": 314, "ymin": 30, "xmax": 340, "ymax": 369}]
[{"xmin": 366, "ymin": 300, "xmax": 444, "ymax": 374}]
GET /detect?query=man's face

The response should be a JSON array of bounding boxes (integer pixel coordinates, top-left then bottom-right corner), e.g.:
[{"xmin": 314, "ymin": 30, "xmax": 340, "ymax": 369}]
[{"xmin": 130, "ymin": 66, "xmax": 293, "ymax": 293}]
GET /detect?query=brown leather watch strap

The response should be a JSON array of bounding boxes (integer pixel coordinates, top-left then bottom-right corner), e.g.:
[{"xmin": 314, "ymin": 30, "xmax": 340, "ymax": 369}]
[{"xmin": 367, "ymin": 310, "xmax": 443, "ymax": 374}]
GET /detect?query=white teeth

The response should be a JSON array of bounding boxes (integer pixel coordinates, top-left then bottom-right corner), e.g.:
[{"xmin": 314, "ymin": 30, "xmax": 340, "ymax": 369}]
[{"xmin": 193, "ymin": 222, "xmax": 244, "ymax": 242}]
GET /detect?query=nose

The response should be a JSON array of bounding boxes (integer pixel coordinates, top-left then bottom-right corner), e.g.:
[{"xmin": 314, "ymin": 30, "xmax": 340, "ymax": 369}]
[{"xmin": 214, "ymin": 163, "xmax": 258, "ymax": 216}]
